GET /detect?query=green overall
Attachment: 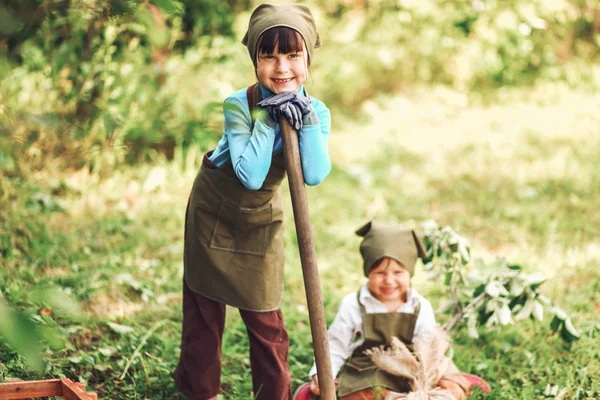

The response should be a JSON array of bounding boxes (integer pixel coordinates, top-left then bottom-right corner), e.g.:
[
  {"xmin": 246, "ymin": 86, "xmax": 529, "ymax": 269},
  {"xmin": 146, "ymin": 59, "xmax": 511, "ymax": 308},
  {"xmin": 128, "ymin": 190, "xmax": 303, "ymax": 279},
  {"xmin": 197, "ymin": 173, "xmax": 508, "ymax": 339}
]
[
  {"xmin": 337, "ymin": 291, "xmax": 421, "ymax": 397},
  {"xmin": 183, "ymin": 84, "xmax": 287, "ymax": 311}
]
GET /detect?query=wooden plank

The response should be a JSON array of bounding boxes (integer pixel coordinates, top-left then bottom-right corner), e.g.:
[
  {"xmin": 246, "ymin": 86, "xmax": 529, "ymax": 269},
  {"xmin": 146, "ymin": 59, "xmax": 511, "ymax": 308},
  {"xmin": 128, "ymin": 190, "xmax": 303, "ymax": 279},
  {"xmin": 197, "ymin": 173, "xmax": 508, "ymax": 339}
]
[
  {"xmin": 61, "ymin": 379, "xmax": 97, "ymax": 400},
  {"xmin": 0, "ymin": 379, "xmax": 62, "ymax": 399}
]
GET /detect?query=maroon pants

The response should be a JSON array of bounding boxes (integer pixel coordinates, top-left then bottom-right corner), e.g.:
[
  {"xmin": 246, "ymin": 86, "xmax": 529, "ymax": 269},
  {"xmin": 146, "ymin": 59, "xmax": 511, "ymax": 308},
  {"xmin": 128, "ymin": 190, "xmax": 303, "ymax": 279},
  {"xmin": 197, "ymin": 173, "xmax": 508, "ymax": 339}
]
[{"xmin": 174, "ymin": 279, "xmax": 292, "ymax": 400}]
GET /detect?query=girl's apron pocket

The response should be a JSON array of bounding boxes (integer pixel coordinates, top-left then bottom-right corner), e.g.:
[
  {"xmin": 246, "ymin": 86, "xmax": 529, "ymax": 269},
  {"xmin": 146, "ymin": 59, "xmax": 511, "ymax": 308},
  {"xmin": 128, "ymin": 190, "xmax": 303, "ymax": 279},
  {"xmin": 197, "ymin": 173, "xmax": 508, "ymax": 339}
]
[{"xmin": 209, "ymin": 201, "xmax": 273, "ymax": 256}]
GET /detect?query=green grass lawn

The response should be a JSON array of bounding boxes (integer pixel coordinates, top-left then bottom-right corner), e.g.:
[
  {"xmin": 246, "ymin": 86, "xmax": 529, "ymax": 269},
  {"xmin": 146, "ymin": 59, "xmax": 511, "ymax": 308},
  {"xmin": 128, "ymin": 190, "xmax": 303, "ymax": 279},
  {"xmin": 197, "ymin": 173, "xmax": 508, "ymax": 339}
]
[{"xmin": 1, "ymin": 84, "xmax": 599, "ymax": 399}]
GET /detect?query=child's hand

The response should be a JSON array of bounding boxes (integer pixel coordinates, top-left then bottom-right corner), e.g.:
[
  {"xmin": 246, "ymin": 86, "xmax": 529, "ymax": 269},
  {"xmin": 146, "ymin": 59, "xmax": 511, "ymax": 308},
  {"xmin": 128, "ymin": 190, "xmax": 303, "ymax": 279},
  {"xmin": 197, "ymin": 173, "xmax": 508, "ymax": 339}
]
[
  {"xmin": 301, "ymin": 103, "xmax": 320, "ymax": 127},
  {"xmin": 309, "ymin": 375, "xmax": 339, "ymax": 397},
  {"xmin": 309, "ymin": 375, "xmax": 320, "ymax": 396},
  {"xmin": 258, "ymin": 92, "xmax": 310, "ymax": 130},
  {"xmin": 437, "ymin": 375, "xmax": 472, "ymax": 400}
]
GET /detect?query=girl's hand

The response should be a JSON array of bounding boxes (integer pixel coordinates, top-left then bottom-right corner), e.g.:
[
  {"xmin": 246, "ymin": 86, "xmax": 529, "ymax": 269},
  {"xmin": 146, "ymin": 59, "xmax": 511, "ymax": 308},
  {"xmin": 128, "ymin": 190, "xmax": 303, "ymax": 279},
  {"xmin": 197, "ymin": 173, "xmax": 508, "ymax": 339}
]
[
  {"xmin": 301, "ymin": 103, "xmax": 320, "ymax": 127},
  {"xmin": 309, "ymin": 375, "xmax": 320, "ymax": 396},
  {"xmin": 309, "ymin": 375, "xmax": 339, "ymax": 397},
  {"xmin": 258, "ymin": 92, "xmax": 310, "ymax": 130},
  {"xmin": 437, "ymin": 375, "xmax": 472, "ymax": 400}
]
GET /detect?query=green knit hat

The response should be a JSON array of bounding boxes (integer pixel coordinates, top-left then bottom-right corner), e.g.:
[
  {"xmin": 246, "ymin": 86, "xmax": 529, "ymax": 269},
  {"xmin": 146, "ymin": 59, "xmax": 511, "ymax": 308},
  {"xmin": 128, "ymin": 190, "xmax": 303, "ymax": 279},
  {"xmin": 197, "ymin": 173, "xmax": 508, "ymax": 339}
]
[
  {"xmin": 242, "ymin": 3, "xmax": 322, "ymax": 67},
  {"xmin": 356, "ymin": 221, "xmax": 426, "ymax": 277}
]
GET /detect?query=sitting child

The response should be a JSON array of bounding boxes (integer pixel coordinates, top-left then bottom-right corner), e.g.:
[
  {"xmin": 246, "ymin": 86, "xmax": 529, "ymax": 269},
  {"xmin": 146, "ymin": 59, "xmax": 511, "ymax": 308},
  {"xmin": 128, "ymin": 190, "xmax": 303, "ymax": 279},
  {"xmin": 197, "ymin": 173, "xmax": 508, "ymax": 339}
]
[{"xmin": 295, "ymin": 221, "xmax": 473, "ymax": 400}]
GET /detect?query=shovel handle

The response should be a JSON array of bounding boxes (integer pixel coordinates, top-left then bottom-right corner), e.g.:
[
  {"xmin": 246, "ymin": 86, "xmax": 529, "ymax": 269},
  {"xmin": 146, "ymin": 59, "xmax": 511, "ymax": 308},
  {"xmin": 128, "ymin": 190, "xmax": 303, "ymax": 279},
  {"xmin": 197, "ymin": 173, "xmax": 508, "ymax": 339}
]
[{"xmin": 279, "ymin": 117, "xmax": 336, "ymax": 400}]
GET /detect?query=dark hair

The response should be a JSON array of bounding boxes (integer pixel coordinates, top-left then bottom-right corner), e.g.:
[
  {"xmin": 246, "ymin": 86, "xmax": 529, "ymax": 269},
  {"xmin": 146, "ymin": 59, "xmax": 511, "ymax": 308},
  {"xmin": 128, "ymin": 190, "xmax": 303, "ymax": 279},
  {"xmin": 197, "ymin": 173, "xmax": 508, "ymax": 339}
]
[
  {"xmin": 257, "ymin": 26, "xmax": 308, "ymax": 63},
  {"xmin": 369, "ymin": 257, "xmax": 387, "ymax": 273},
  {"xmin": 368, "ymin": 257, "xmax": 407, "ymax": 273}
]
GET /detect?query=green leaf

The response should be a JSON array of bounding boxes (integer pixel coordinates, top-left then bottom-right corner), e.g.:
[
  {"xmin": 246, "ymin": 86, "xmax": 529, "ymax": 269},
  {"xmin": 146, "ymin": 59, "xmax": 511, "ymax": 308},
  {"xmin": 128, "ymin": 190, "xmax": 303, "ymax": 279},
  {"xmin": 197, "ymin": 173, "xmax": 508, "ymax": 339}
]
[
  {"xmin": 444, "ymin": 272, "xmax": 453, "ymax": 285},
  {"xmin": 472, "ymin": 283, "xmax": 486, "ymax": 298},
  {"xmin": 485, "ymin": 298, "xmax": 499, "ymax": 314},
  {"xmin": 106, "ymin": 322, "xmax": 135, "ymax": 334},
  {"xmin": 30, "ymin": 287, "xmax": 81, "ymax": 317},
  {"xmin": 69, "ymin": 356, "xmax": 83, "ymax": 364},
  {"xmin": 498, "ymin": 305, "xmax": 513, "ymax": 325},
  {"xmin": 561, "ymin": 318, "xmax": 580, "ymax": 342},
  {"xmin": 485, "ymin": 311, "xmax": 499, "ymax": 328},
  {"xmin": 510, "ymin": 279, "xmax": 526, "ymax": 297},
  {"xmin": 485, "ymin": 281, "xmax": 509, "ymax": 298},
  {"xmin": 524, "ymin": 273, "xmax": 547, "ymax": 288},
  {"xmin": 485, "ymin": 282, "xmax": 500, "ymax": 298},
  {"xmin": 0, "ymin": 300, "xmax": 44, "ymax": 371},
  {"xmin": 536, "ymin": 294, "xmax": 551, "ymax": 305},
  {"xmin": 99, "ymin": 347, "xmax": 115, "ymax": 357},
  {"xmin": 532, "ymin": 300, "xmax": 544, "ymax": 321},
  {"xmin": 104, "ymin": 114, "xmax": 117, "ymax": 138},
  {"xmin": 498, "ymin": 283, "xmax": 509, "ymax": 296},
  {"xmin": 117, "ymin": 273, "xmax": 143, "ymax": 291},
  {"xmin": 0, "ymin": 6, "xmax": 24, "ymax": 35},
  {"xmin": 458, "ymin": 240, "xmax": 470, "ymax": 263},
  {"xmin": 151, "ymin": 0, "xmax": 185, "ymax": 16},
  {"xmin": 95, "ymin": 363, "xmax": 112, "ymax": 372},
  {"xmin": 467, "ymin": 315, "xmax": 479, "ymax": 339},
  {"xmin": 544, "ymin": 384, "xmax": 559, "ymax": 397},
  {"xmin": 27, "ymin": 192, "xmax": 64, "ymax": 213},
  {"xmin": 553, "ymin": 306, "xmax": 567, "ymax": 321},
  {"xmin": 550, "ymin": 315, "xmax": 562, "ymax": 333},
  {"xmin": 514, "ymin": 298, "xmax": 534, "ymax": 321}
]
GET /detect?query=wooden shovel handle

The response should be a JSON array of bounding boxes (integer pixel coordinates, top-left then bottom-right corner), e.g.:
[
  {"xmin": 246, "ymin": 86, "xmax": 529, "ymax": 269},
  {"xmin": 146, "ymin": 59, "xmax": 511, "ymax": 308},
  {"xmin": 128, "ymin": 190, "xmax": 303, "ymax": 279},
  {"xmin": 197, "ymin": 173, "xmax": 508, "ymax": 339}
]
[{"xmin": 279, "ymin": 117, "xmax": 336, "ymax": 400}]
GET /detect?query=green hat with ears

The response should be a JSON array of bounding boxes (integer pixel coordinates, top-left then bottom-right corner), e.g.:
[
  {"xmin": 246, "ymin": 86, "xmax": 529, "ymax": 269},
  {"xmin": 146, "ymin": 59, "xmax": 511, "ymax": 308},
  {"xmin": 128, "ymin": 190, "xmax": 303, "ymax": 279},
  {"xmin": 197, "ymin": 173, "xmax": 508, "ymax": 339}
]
[
  {"xmin": 242, "ymin": 3, "xmax": 322, "ymax": 67},
  {"xmin": 356, "ymin": 221, "xmax": 426, "ymax": 277}
]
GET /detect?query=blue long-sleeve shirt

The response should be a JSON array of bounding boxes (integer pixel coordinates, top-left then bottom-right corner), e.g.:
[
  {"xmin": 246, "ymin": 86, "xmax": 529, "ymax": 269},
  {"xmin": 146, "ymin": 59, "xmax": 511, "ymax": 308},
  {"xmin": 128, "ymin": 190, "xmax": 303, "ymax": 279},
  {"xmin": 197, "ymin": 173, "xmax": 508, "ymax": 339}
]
[{"xmin": 209, "ymin": 84, "xmax": 332, "ymax": 190}]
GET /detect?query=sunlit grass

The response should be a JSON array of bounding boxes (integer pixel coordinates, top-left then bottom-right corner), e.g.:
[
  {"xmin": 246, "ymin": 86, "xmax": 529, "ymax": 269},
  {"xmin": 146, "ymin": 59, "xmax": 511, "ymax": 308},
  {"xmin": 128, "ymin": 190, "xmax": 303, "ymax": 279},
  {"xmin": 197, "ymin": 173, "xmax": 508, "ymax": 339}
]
[{"xmin": 1, "ymin": 85, "xmax": 599, "ymax": 399}]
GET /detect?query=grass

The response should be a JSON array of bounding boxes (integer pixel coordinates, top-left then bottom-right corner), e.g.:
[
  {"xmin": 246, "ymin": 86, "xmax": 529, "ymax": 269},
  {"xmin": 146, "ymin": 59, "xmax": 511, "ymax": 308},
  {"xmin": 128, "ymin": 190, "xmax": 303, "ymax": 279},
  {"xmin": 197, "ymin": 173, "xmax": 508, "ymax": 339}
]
[{"xmin": 1, "ymin": 83, "xmax": 600, "ymax": 399}]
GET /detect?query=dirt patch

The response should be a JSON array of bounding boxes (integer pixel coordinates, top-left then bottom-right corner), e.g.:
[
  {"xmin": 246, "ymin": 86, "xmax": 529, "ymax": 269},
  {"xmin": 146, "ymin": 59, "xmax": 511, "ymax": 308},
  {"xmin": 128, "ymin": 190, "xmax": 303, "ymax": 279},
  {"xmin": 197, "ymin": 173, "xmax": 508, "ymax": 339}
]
[{"xmin": 86, "ymin": 292, "xmax": 145, "ymax": 318}]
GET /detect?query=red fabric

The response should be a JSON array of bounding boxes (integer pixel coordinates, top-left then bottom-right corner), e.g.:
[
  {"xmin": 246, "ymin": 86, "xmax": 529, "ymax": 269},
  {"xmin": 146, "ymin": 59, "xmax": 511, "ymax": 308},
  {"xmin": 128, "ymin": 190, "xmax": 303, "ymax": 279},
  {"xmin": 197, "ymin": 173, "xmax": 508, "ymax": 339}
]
[
  {"xmin": 174, "ymin": 279, "xmax": 292, "ymax": 400},
  {"xmin": 293, "ymin": 383, "xmax": 313, "ymax": 400}
]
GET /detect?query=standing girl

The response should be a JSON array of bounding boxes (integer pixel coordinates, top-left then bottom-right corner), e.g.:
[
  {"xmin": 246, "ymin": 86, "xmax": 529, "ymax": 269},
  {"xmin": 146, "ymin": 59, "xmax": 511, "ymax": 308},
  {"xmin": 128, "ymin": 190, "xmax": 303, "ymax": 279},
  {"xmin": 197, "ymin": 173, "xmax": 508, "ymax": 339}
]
[{"xmin": 174, "ymin": 3, "xmax": 331, "ymax": 400}]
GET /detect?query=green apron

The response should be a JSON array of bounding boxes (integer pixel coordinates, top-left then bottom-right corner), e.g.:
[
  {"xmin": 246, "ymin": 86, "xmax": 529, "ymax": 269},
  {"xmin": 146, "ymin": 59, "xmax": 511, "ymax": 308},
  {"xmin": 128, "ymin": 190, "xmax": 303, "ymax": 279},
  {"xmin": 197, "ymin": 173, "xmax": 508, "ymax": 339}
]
[
  {"xmin": 183, "ymin": 84, "xmax": 287, "ymax": 311},
  {"xmin": 337, "ymin": 291, "xmax": 421, "ymax": 397}
]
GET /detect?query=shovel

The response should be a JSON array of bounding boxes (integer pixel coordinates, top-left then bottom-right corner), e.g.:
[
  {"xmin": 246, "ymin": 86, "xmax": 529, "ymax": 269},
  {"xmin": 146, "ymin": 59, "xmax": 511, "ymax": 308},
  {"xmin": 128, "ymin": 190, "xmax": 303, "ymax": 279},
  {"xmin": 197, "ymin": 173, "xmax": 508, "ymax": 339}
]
[{"xmin": 279, "ymin": 116, "xmax": 336, "ymax": 400}]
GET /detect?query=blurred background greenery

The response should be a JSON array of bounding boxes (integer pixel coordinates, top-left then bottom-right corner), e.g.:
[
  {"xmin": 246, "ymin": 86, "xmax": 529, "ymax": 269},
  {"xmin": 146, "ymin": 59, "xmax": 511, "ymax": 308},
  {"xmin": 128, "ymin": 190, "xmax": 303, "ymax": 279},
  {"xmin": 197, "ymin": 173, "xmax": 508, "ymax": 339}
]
[
  {"xmin": 1, "ymin": 0, "xmax": 599, "ymax": 174},
  {"xmin": 1, "ymin": 0, "xmax": 600, "ymax": 399}
]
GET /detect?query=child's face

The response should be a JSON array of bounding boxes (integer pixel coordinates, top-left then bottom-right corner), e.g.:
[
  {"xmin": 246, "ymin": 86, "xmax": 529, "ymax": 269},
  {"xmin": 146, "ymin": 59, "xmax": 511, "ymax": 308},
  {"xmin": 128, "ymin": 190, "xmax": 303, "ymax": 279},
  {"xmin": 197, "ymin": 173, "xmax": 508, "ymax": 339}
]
[
  {"xmin": 367, "ymin": 258, "xmax": 411, "ymax": 305},
  {"xmin": 256, "ymin": 43, "xmax": 307, "ymax": 94}
]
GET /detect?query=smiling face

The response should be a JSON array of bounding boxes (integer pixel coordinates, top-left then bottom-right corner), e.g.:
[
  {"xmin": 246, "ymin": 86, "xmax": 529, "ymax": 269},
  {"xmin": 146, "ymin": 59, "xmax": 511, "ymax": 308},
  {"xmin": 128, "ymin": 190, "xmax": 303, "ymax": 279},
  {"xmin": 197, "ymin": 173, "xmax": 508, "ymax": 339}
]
[
  {"xmin": 367, "ymin": 257, "xmax": 411, "ymax": 307},
  {"xmin": 256, "ymin": 27, "xmax": 308, "ymax": 94}
]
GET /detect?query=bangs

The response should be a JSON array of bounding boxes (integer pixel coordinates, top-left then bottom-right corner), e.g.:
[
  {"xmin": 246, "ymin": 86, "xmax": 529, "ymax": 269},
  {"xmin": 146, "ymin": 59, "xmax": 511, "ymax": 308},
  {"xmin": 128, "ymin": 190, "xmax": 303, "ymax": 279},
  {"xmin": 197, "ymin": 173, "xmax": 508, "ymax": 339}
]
[
  {"xmin": 369, "ymin": 257, "xmax": 386, "ymax": 272},
  {"xmin": 370, "ymin": 257, "xmax": 405, "ymax": 272},
  {"xmin": 257, "ymin": 27, "xmax": 304, "ymax": 56}
]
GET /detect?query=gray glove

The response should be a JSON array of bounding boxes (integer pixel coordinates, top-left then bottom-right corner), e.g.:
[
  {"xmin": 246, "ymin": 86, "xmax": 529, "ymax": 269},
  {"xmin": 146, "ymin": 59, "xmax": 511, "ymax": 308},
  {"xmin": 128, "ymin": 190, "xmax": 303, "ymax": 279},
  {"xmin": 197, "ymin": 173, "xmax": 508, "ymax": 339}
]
[
  {"xmin": 302, "ymin": 104, "xmax": 320, "ymax": 127},
  {"xmin": 258, "ymin": 91, "xmax": 311, "ymax": 131}
]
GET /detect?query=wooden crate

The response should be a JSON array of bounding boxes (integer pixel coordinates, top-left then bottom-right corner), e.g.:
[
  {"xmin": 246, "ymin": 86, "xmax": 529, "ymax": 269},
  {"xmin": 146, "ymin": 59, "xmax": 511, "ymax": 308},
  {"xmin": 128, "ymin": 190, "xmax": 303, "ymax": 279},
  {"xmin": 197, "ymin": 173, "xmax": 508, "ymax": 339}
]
[{"xmin": 0, "ymin": 379, "xmax": 97, "ymax": 400}]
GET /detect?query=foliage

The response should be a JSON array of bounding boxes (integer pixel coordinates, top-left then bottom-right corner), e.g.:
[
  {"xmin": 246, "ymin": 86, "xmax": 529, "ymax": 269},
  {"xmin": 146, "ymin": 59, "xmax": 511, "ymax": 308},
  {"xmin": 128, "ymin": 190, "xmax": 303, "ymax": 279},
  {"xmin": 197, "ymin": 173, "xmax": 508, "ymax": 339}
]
[
  {"xmin": 1, "ymin": 0, "xmax": 245, "ymax": 174},
  {"xmin": 0, "ymin": 170, "xmax": 187, "ymax": 397},
  {"xmin": 420, "ymin": 221, "xmax": 580, "ymax": 342},
  {"xmin": 1, "ymin": 1, "xmax": 600, "ymax": 396},
  {"xmin": 1, "ymin": 125, "xmax": 598, "ymax": 396},
  {"xmin": 312, "ymin": 0, "xmax": 600, "ymax": 111},
  {"xmin": 2, "ymin": 0, "xmax": 600, "ymax": 175}
]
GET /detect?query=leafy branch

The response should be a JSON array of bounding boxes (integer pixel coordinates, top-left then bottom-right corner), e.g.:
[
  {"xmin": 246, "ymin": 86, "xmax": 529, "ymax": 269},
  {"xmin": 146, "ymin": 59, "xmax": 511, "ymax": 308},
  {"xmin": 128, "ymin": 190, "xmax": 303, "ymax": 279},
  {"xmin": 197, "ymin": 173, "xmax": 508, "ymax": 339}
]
[{"xmin": 420, "ymin": 221, "xmax": 580, "ymax": 343}]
